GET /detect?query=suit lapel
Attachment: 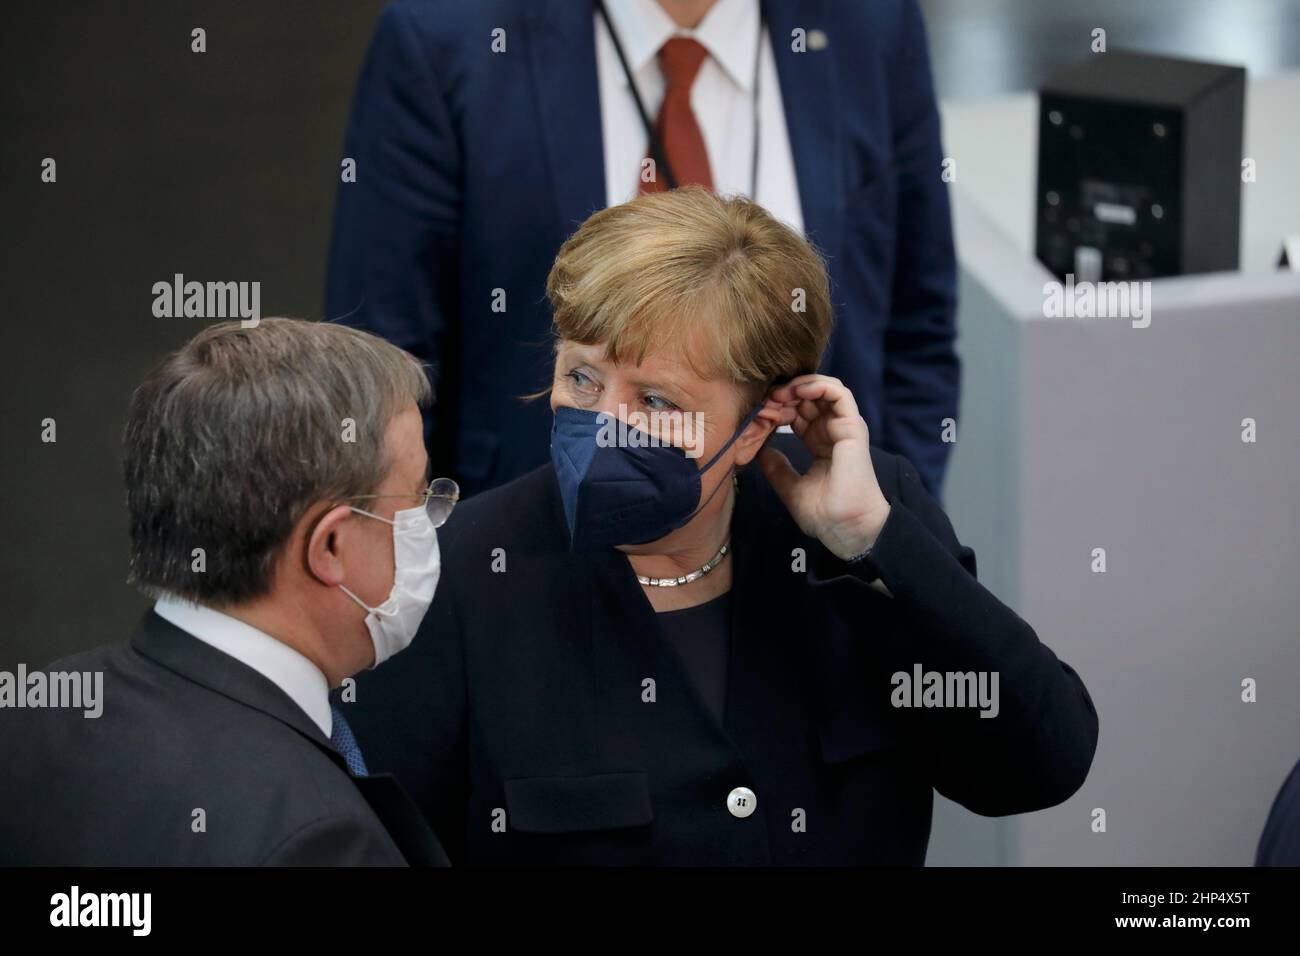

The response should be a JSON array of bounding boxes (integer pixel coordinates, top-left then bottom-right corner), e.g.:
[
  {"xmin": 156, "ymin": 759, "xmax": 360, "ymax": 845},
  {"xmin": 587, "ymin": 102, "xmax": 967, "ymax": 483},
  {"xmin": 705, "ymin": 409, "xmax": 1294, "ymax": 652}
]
[
  {"xmin": 586, "ymin": 542, "xmax": 745, "ymax": 754},
  {"xmin": 352, "ymin": 773, "xmax": 450, "ymax": 866},
  {"xmin": 762, "ymin": 0, "xmax": 843, "ymax": 354},
  {"xmin": 723, "ymin": 463, "xmax": 819, "ymax": 759},
  {"xmin": 526, "ymin": 0, "xmax": 607, "ymax": 237},
  {"xmin": 571, "ymin": 465, "xmax": 807, "ymax": 758},
  {"xmin": 132, "ymin": 610, "xmax": 333, "ymax": 752},
  {"xmin": 525, "ymin": 0, "xmax": 841, "ymax": 258},
  {"xmin": 134, "ymin": 610, "xmax": 448, "ymax": 865}
]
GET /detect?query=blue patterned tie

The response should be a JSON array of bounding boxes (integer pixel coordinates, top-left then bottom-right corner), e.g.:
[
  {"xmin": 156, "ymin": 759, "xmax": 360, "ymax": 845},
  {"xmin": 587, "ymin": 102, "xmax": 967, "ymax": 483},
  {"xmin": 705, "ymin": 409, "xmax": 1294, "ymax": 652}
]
[{"xmin": 330, "ymin": 705, "xmax": 369, "ymax": 777}]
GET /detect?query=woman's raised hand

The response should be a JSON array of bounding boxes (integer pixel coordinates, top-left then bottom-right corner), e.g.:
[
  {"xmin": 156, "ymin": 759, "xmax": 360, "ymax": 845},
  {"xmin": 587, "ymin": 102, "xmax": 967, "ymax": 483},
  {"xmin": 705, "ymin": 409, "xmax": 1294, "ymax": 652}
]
[{"xmin": 757, "ymin": 374, "xmax": 891, "ymax": 561}]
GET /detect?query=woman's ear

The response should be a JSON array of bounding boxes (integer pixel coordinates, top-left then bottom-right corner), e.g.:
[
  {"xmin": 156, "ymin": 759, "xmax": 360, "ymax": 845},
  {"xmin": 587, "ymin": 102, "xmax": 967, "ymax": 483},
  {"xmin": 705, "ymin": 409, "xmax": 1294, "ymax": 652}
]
[{"xmin": 732, "ymin": 399, "xmax": 785, "ymax": 467}]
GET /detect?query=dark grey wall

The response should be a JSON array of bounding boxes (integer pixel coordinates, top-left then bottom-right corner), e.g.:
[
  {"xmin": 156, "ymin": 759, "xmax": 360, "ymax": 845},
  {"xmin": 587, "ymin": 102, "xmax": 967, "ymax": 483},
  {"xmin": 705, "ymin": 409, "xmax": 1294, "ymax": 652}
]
[{"xmin": 1, "ymin": 2, "xmax": 385, "ymax": 667}]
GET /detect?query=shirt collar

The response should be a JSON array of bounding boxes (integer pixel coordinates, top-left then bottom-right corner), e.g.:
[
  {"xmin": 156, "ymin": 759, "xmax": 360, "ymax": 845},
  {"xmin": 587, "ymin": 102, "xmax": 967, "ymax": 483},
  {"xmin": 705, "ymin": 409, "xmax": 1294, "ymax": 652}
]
[
  {"xmin": 153, "ymin": 594, "xmax": 333, "ymax": 739},
  {"xmin": 603, "ymin": 0, "xmax": 761, "ymax": 92}
]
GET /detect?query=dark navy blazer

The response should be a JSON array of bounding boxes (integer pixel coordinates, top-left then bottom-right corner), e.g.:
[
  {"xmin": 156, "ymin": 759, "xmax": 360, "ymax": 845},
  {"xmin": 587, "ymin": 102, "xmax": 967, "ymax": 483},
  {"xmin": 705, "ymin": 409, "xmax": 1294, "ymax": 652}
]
[
  {"xmin": 1257, "ymin": 758, "xmax": 1300, "ymax": 865},
  {"xmin": 0, "ymin": 613, "xmax": 448, "ymax": 866},
  {"xmin": 326, "ymin": 0, "xmax": 960, "ymax": 495},
  {"xmin": 343, "ymin": 438, "xmax": 1098, "ymax": 865}
]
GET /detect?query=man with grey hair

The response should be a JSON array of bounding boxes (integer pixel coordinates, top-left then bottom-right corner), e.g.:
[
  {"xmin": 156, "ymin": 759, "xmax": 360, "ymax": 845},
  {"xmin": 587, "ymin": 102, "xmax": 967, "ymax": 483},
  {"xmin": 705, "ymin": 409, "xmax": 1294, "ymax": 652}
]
[{"xmin": 0, "ymin": 318, "xmax": 454, "ymax": 865}]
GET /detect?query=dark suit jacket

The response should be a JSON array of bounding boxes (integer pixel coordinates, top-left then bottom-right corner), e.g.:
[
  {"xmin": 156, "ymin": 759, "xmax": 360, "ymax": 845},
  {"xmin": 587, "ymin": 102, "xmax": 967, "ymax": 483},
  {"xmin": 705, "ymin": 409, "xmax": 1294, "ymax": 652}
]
[
  {"xmin": 325, "ymin": 0, "xmax": 960, "ymax": 496},
  {"xmin": 1257, "ymin": 757, "xmax": 1300, "ymax": 865},
  {"xmin": 345, "ymin": 437, "xmax": 1099, "ymax": 865},
  {"xmin": 0, "ymin": 612, "xmax": 448, "ymax": 866}
]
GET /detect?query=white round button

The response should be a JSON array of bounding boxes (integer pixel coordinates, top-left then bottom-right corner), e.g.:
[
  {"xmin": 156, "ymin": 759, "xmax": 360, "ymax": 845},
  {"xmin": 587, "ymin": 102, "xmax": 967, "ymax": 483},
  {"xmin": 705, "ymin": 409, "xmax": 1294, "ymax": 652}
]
[{"xmin": 726, "ymin": 786, "xmax": 757, "ymax": 818}]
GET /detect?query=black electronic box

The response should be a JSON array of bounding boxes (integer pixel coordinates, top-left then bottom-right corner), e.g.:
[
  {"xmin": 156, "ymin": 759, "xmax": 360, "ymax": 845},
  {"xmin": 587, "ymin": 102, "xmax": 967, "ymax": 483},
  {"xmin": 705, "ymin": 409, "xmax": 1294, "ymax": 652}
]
[{"xmin": 1035, "ymin": 51, "xmax": 1246, "ymax": 282}]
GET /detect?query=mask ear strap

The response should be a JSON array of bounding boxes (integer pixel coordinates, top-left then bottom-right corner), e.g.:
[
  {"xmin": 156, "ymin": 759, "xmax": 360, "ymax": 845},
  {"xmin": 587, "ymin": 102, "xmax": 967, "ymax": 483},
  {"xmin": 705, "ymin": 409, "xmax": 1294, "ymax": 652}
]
[
  {"xmin": 698, "ymin": 403, "xmax": 765, "ymax": 474},
  {"xmin": 338, "ymin": 584, "xmax": 373, "ymax": 613},
  {"xmin": 676, "ymin": 404, "xmax": 765, "ymax": 528}
]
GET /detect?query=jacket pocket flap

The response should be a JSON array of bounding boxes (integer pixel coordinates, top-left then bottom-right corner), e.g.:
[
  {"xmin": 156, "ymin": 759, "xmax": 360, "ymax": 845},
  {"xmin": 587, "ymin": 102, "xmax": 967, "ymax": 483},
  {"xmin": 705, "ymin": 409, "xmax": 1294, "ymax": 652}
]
[{"xmin": 505, "ymin": 771, "xmax": 653, "ymax": 834}]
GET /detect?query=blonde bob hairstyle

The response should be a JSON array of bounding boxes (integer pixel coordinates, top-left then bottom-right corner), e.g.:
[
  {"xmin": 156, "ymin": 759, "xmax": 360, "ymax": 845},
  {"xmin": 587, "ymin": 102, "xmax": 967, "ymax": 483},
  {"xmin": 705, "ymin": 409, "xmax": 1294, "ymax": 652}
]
[{"xmin": 543, "ymin": 186, "xmax": 833, "ymax": 415}]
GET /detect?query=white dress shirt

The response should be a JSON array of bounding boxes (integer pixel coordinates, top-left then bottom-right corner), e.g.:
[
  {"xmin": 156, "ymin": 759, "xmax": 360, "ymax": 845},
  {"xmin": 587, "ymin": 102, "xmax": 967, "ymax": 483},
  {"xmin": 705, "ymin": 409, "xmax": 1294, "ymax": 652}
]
[
  {"xmin": 594, "ymin": 0, "xmax": 804, "ymax": 233},
  {"xmin": 153, "ymin": 594, "xmax": 333, "ymax": 738}
]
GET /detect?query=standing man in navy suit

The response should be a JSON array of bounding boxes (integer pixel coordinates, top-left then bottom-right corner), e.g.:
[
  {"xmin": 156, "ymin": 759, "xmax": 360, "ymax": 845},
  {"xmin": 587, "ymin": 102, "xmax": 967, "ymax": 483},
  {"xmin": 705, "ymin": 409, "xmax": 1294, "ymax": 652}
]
[{"xmin": 326, "ymin": 0, "xmax": 959, "ymax": 497}]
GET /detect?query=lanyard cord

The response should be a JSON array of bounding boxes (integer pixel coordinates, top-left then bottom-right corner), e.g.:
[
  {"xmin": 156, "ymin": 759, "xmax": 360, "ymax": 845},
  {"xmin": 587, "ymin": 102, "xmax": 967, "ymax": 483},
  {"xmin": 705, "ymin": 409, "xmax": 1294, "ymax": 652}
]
[{"xmin": 595, "ymin": 0, "xmax": 765, "ymax": 199}]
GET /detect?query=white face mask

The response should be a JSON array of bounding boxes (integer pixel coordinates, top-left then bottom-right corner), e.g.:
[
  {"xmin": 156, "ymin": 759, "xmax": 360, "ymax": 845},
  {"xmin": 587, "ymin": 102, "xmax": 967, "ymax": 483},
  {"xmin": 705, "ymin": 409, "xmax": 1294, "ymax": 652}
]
[{"xmin": 339, "ymin": 503, "xmax": 441, "ymax": 668}]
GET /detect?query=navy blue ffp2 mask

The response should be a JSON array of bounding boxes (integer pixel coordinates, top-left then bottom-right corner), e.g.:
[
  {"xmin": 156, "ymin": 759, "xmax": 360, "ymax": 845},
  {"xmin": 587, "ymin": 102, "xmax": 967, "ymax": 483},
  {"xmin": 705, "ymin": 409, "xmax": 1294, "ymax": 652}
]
[{"xmin": 550, "ymin": 404, "xmax": 762, "ymax": 551}]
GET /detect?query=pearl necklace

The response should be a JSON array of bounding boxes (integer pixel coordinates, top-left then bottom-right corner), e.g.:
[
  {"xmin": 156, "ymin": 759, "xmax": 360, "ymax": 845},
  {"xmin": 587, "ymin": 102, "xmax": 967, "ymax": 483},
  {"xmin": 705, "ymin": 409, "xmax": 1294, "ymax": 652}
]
[{"xmin": 636, "ymin": 541, "xmax": 730, "ymax": 588}]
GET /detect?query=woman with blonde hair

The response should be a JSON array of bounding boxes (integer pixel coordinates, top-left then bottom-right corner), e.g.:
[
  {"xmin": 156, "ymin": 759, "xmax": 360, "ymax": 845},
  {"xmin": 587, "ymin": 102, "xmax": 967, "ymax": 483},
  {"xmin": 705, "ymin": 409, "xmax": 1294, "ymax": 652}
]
[{"xmin": 346, "ymin": 186, "xmax": 1098, "ymax": 865}]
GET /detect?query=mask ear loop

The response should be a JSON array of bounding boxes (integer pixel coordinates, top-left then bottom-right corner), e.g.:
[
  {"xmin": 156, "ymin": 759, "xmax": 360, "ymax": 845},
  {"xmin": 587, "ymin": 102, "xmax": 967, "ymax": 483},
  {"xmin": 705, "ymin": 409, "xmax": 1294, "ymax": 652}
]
[
  {"xmin": 697, "ymin": 404, "xmax": 765, "ymax": 473},
  {"xmin": 680, "ymin": 403, "xmax": 766, "ymax": 525},
  {"xmin": 338, "ymin": 506, "xmax": 400, "ymax": 612},
  {"xmin": 348, "ymin": 506, "xmax": 395, "ymax": 525}
]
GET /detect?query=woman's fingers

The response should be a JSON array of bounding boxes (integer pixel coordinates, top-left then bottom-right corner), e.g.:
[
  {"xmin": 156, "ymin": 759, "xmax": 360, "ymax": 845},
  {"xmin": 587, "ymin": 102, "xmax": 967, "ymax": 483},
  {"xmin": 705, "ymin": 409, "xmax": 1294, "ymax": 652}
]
[
  {"xmin": 769, "ymin": 376, "xmax": 860, "ymax": 424},
  {"xmin": 765, "ymin": 375, "xmax": 870, "ymax": 457},
  {"xmin": 790, "ymin": 377, "xmax": 860, "ymax": 421},
  {"xmin": 797, "ymin": 397, "xmax": 821, "ymax": 423}
]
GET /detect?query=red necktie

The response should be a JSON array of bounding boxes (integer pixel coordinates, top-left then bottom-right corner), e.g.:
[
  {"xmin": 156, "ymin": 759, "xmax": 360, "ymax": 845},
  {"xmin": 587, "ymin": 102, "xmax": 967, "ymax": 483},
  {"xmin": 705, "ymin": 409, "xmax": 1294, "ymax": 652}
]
[{"xmin": 640, "ymin": 37, "xmax": 714, "ymax": 193}]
